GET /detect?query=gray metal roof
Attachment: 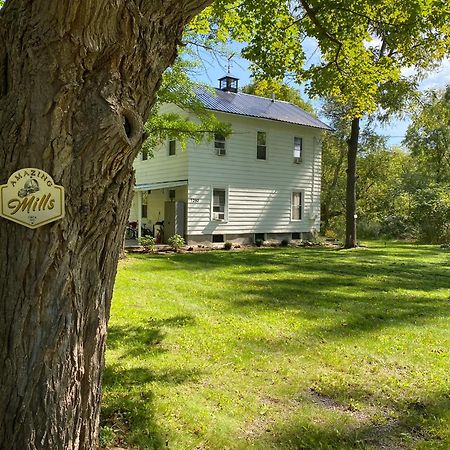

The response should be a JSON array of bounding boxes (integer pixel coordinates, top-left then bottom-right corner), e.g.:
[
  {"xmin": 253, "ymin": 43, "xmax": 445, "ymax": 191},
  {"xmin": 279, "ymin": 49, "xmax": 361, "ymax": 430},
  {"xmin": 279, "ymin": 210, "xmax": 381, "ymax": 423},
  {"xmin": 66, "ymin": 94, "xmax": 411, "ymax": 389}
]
[{"xmin": 196, "ymin": 88, "xmax": 332, "ymax": 131}]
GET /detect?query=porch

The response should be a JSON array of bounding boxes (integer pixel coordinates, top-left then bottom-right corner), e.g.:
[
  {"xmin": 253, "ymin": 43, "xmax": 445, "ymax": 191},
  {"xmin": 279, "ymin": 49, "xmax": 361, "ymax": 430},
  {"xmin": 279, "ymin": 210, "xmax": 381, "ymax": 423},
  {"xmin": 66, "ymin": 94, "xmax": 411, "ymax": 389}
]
[{"xmin": 128, "ymin": 180, "xmax": 188, "ymax": 243}]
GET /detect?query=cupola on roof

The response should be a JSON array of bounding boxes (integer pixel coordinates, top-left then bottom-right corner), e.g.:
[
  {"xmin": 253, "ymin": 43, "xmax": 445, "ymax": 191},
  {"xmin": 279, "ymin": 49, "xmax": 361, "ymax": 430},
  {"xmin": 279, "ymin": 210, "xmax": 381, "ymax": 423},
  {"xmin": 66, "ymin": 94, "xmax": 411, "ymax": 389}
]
[{"xmin": 218, "ymin": 73, "xmax": 239, "ymax": 93}]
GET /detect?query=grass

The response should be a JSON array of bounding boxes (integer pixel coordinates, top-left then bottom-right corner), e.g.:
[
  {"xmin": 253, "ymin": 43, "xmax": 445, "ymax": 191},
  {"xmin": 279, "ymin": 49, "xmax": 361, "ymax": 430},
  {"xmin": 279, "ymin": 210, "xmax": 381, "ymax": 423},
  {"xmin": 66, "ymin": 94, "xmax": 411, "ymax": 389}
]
[{"xmin": 102, "ymin": 242, "xmax": 450, "ymax": 449}]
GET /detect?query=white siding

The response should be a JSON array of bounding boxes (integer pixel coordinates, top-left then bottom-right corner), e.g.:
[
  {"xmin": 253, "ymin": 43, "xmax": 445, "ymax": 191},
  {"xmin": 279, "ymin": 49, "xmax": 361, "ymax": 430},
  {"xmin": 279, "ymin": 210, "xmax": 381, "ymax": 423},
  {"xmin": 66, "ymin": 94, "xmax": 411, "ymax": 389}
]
[
  {"xmin": 134, "ymin": 104, "xmax": 189, "ymax": 186},
  {"xmin": 186, "ymin": 113, "xmax": 324, "ymax": 236}
]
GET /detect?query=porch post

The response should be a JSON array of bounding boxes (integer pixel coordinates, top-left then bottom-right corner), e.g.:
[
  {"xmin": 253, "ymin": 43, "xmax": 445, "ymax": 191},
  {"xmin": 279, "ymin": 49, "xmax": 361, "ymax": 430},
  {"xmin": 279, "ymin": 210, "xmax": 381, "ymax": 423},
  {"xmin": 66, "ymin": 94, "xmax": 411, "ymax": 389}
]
[{"xmin": 137, "ymin": 190, "xmax": 142, "ymax": 240}]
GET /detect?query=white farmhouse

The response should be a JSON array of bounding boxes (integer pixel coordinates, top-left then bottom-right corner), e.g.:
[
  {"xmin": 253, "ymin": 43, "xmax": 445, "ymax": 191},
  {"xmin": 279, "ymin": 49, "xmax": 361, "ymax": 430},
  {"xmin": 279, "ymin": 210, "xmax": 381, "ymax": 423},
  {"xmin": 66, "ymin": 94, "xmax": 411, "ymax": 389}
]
[{"xmin": 129, "ymin": 74, "xmax": 331, "ymax": 245}]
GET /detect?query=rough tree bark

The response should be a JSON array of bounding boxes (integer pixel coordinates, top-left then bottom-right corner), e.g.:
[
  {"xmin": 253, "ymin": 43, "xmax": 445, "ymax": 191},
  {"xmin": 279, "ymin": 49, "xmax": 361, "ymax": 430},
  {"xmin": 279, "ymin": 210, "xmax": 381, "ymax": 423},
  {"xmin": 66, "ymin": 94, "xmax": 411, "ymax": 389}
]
[
  {"xmin": 0, "ymin": 1, "xmax": 212, "ymax": 449},
  {"xmin": 345, "ymin": 117, "xmax": 360, "ymax": 248}
]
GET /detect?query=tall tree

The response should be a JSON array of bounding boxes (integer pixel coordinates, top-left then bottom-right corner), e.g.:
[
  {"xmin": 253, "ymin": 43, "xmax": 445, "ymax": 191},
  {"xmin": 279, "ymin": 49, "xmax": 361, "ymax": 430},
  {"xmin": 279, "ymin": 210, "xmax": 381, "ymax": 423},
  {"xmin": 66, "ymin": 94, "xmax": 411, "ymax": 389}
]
[
  {"xmin": 294, "ymin": 0, "xmax": 450, "ymax": 247},
  {"xmin": 404, "ymin": 85, "xmax": 450, "ymax": 183},
  {"xmin": 0, "ymin": 1, "xmax": 213, "ymax": 449},
  {"xmin": 208, "ymin": 0, "xmax": 450, "ymax": 247}
]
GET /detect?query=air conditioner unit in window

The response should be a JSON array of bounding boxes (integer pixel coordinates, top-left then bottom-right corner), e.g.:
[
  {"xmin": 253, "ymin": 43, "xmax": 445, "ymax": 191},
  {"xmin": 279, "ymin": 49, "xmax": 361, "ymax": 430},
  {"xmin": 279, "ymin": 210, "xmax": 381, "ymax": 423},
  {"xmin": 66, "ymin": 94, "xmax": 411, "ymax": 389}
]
[
  {"xmin": 294, "ymin": 157, "xmax": 302, "ymax": 164},
  {"xmin": 212, "ymin": 212, "xmax": 225, "ymax": 221},
  {"xmin": 216, "ymin": 148, "xmax": 226, "ymax": 156}
]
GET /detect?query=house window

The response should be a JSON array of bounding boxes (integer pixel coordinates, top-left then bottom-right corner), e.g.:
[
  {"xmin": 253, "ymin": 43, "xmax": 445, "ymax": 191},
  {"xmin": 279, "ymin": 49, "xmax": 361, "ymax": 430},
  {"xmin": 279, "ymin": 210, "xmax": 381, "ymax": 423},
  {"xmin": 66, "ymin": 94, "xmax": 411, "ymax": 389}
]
[
  {"xmin": 294, "ymin": 137, "xmax": 302, "ymax": 163},
  {"xmin": 168, "ymin": 140, "xmax": 176, "ymax": 156},
  {"xmin": 292, "ymin": 232, "xmax": 301, "ymax": 240},
  {"xmin": 141, "ymin": 204, "xmax": 148, "ymax": 218},
  {"xmin": 291, "ymin": 191, "xmax": 302, "ymax": 220},
  {"xmin": 212, "ymin": 188, "xmax": 226, "ymax": 221},
  {"xmin": 214, "ymin": 133, "xmax": 226, "ymax": 156},
  {"xmin": 257, "ymin": 131, "xmax": 267, "ymax": 160},
  {"xmin": 212, "ymin": 234, "xmax": 224, "ymax": 243},
  {"xmin": 254, "ymin": 233, "xmax": 265, "ymax": 241}
]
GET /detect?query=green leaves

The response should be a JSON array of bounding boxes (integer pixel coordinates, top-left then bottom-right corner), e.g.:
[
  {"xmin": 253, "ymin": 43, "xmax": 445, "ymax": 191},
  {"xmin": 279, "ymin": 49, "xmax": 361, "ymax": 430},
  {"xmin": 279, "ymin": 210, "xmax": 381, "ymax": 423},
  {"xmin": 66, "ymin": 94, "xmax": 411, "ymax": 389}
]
[
  {"xmin": 142, "ymin": 57, "xmax": 231, "ymax": 156},
  {"xmin": 404, "ymin": 86, "xmax": 450, "ymax": 183},
  {"xmin": 203, "ymin": 0, "xmax": 450, "ymax": 119}
]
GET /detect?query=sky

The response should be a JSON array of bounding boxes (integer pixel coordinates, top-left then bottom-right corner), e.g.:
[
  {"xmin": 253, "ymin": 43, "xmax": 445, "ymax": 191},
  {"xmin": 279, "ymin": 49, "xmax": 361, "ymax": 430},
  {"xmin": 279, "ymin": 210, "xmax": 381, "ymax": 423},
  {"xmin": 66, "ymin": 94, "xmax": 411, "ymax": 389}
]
[{"xmin": 191, "ymin": 44, "xmax": 450, "ymax": 147}]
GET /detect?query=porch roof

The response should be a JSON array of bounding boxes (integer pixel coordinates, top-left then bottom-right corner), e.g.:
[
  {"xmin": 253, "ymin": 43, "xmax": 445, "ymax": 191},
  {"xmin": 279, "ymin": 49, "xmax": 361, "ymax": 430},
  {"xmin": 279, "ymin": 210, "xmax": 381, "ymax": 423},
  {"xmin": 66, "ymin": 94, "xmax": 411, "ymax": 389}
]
[{"xmin": 135, "ymin": 179, "xmax": 188, "ymax": 191}]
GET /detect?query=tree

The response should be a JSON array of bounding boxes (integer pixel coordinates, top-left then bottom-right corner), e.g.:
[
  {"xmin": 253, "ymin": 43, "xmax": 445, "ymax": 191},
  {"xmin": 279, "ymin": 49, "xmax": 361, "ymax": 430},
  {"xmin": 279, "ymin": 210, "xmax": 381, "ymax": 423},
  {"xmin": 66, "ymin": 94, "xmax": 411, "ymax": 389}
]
[
  {"xmin": 208, "ymin": 0, "xmax": 450, "ymax": 247},
  {"xmin": 320, "ymin": 99, "xmax": 349, "ymax": 235},
  {"xmin": 404, "ymin": 85, "xmax": 450, "ymax": 183},
  {"xmin": 410, "ymin": 184, "xmax": 450, "ymax": 244},
  {"xmin": 0, "ymin": 1, "xmax": 214, "ymax": 449},
  {"xmin": 142, "ymin": 56, "xmax": 231, "ymax": 158},
  {"xmin": 294, "ymin": 1, "xmax": 450, "ymax": 247},
  {"xmin": 320, "ymin": 98, "xmax": 412, "ymax": 241}
]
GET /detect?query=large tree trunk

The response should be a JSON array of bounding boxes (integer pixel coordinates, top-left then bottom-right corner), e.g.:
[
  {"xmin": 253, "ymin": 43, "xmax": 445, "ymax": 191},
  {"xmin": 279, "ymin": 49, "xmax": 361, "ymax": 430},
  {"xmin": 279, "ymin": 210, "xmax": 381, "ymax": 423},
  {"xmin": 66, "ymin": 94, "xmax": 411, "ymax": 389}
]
[
  {"xmin": 321, "ymin": 143, "xmax": 346, "ymax": 234},
  {"xmin": 345, "ymin": 117, "xmax": 360, "ymax": 248},
  {"xmin": 0, "ymin": 1, "xmax": 211, "ymax": 449}
]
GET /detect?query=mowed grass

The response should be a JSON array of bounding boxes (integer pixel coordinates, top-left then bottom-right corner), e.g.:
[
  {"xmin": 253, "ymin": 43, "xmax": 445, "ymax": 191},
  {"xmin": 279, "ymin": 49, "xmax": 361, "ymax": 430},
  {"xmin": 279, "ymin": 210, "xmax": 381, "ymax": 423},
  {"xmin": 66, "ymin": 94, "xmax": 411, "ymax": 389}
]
[{"xmin": 102, "ymin": 242, "xmax": 450, "ymax": 449}]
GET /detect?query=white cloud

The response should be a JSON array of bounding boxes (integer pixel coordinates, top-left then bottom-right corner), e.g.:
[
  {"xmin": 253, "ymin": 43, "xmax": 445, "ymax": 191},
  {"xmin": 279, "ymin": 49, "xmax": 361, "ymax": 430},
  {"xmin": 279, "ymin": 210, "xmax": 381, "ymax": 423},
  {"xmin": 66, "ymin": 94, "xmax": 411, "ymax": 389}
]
[{"xmin": 419, "ymin": 58, "xmax": 450, "ymax": 90}]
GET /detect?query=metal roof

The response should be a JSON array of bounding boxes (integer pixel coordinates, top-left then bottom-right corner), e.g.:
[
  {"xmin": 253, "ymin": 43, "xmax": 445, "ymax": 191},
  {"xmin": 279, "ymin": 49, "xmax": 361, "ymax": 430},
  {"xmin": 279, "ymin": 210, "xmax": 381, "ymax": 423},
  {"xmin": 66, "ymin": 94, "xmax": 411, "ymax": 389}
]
[{"xmin": 196, "ymin": 88, "xmax": 332, "ymax": 131}]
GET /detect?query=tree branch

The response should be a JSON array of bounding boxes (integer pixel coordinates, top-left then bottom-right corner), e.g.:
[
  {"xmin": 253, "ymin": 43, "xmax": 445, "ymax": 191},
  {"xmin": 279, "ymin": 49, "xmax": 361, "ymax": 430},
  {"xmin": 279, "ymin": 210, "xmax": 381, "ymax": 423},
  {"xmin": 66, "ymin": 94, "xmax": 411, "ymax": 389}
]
[{"xmin": 299, "ymin": 0, "xmax": 342, "ymax": 47}]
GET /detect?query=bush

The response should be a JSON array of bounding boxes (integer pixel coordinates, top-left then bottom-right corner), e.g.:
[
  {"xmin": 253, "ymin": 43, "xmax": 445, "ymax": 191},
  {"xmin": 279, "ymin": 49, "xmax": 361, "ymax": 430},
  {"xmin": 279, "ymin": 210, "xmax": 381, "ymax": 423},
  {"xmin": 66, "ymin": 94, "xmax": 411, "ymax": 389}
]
[
  {"xmin": 411, "ymin": 186, "xmax": 450, "ymax": 244},
  {"xmin": 138, "ymin": 236, "xmax": 156, "ymax": 252},
  {"xmin": 379, "ymin": 215, "xmax": 415, "ymax": 240},
  {"xmin": 280, "ymin": 239, "xmax": 289, "ymax": 247},
  {"xmin": 99, "ymin": 426, "xmax": 116, "ymax": 448},
  {"xmin": 223, "ymin": 242, "xmax": 233, "ymax": 250},
  {"xmin": 168, "ymin": 234, "xmax": 185, "ymax": 251},
  {"xmin": 357, "ymin": 220, "xmax": 382, "ymax": 239},
  {"xmin": 255, "ymin": 239, "xmax": 264, "ymax": 247}
]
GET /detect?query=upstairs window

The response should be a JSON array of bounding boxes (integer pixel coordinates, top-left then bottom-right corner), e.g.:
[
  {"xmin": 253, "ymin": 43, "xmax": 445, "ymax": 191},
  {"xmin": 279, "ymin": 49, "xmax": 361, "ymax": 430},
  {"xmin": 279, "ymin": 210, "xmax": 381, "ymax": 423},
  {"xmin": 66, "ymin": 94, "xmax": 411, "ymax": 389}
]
[
  {"xmin": 257, "ymin": 131, "xmax": 267, "ymax": 160},
  {"xmin": 214, "ymin": 133, "xmax": 226, "ymax": 156},
  {"xmin": 291, "ymin": 191, "xmax": 302, "ymax": 220},
  {"xmin": 294, "ymin": 137, "xmax": 303, "ymax": 163},
  {"xmin": 212, "ymin": 188, "xmax": 226, "ymax": 221},
  {"xmin": 168, "ymin": 140, "xmax": 176, "ymax": 156}
]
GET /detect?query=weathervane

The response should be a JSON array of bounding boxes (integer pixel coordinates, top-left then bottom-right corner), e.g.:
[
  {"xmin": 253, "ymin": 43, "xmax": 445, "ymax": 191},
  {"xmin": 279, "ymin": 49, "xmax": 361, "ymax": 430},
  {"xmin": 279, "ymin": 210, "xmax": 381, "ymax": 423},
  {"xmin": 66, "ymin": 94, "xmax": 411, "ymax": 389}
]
[{"xmin": 227, "ymin": 53, "xmax": 235, "ymax": 74}]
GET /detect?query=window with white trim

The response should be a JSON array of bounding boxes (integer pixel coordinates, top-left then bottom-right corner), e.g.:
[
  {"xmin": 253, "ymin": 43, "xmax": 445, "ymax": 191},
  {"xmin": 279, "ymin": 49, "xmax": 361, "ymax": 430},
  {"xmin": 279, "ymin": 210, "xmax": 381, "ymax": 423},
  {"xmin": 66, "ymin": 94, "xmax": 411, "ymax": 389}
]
[
  {"xmin": 257, "ymin": 131, "xmax": 267, "ymax": 160},
  {"xmin": 294, "ymin": 137, "xmax": 302, "ymax": 163},
  {"xmin": 212, "ymin": 188, "xmax": 226, "ymax": 221},
  {"xmin": 214, "ymin": 133, "xmax": 226, "ymax": 156},
  {"xmin": 291, "ymin": 191, "xmax": 302, "ymax": 220}
]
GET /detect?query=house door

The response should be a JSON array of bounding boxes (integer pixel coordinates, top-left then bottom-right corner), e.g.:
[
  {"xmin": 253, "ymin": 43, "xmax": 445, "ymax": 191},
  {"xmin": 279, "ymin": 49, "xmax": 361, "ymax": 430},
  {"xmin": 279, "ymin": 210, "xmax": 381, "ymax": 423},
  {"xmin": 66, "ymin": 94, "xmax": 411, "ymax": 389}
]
[{"xmin": 164, "ymin": 201, "xmax": 185, "ymax": 243}]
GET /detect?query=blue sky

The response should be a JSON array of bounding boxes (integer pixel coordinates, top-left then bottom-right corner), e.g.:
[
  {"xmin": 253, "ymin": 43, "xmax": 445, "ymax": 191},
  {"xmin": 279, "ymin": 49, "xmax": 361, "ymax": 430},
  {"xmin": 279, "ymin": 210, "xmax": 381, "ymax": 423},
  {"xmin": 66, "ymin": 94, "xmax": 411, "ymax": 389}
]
[{"xmin": 191, "ymin": 45, "xmax": 450, "ymax": 147}]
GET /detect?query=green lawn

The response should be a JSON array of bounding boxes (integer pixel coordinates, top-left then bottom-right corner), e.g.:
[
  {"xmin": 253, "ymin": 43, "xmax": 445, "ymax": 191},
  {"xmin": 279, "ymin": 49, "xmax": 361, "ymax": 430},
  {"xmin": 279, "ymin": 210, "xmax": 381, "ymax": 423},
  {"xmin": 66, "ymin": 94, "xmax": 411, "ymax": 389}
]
[{"xmin": 102, "ymin": 242, "xmax": 450, "ymax": 449}]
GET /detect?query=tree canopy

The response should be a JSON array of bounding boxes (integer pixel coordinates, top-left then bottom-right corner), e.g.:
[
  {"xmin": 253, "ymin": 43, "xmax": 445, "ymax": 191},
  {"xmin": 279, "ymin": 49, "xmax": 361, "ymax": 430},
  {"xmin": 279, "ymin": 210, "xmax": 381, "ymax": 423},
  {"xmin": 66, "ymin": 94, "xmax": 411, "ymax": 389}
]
[{"xmin": 404, "ymin": 85, "xmax": 450, "ymax": 183}]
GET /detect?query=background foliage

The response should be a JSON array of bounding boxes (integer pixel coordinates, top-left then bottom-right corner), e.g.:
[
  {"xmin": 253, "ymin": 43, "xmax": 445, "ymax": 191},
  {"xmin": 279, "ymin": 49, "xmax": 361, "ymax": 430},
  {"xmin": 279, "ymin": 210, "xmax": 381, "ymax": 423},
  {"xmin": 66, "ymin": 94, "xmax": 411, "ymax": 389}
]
[{"xmin": 321, "ymin": 85, "xmax": 450, "ymax": 244}]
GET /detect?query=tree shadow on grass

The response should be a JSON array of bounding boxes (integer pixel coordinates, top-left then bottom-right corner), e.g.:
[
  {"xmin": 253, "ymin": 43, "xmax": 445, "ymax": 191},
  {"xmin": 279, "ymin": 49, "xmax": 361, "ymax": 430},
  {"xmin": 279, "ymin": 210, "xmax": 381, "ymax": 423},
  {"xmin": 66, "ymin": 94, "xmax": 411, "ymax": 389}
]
[
  {"xmin": 101, "ymin": 315, "xmax": 199, "ymax": 449},
  {"xmin": 130, "ymin": 243, "xmax": 447, "ymax": 274},
  {"xmin": 229, "ymin": 273, "xmax": 450, "ymax": 345},
  {"xmin": 106, "ymin": 315, "xmax": 195, "ymax": 358},
  {"xmin": 245, "ymin": 386, "xmax": 450, "ymax": 449},
  {"xmin": 204, "ymin": 246, "xmax": 450, "ymax": 341},
  {"xmin": 115, "ymin": 246, "xmax": 449, "ymax": 448}
]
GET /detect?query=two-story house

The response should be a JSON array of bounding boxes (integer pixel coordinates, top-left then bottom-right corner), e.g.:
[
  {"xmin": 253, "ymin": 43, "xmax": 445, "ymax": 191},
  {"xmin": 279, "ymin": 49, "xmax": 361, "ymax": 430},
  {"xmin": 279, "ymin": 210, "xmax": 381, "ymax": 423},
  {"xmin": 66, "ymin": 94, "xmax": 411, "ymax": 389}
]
[{"xmin": 129, "ymin": 74, "xmax": 331, "ymax": 245}]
